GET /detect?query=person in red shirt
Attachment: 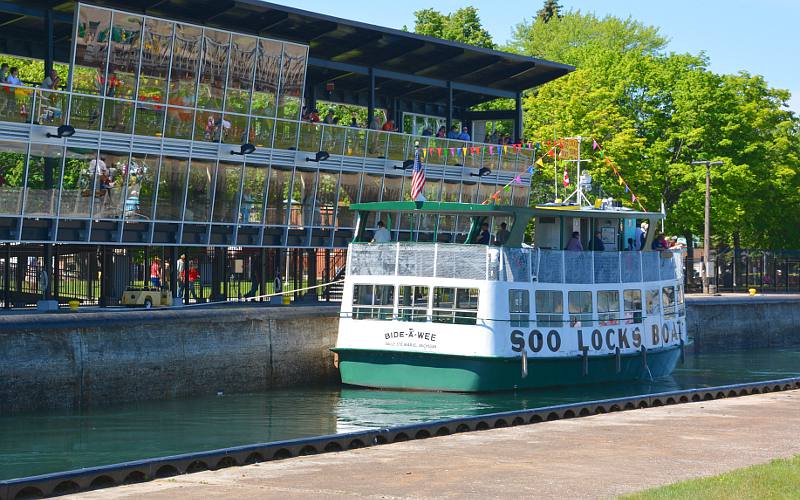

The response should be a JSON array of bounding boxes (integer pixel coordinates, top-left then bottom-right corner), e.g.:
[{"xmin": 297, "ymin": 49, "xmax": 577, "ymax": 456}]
[
  {"xmin": 382, "ymin": 119, "xmax": 395, "ymax": 131},
  {"xmin": 188, "ymin": 261, "xmax": 201, "ymax": 300},
  {"xmin": 150, "ymin": 257, "xmax": 161, "ymax": 288}
]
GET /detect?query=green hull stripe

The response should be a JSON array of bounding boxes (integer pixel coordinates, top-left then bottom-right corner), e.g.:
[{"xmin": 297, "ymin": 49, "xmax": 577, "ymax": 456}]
[{"xmin": 336, "ymin": 347, "xmax": 681, "ymax": 392}]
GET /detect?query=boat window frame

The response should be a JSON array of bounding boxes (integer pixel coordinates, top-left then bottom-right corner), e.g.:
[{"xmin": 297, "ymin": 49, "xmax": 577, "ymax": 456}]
[
  {"xmin": 568, "ymin": 290, "xmax": 593, "ymax": 327},
  {"xmin": 623, "ymin": 288, "xmax": 642, "ymax": 324},
  {"xmin": 535, "ymin": 289, "xmax": 563, "ymax": 327},
  {"xmin": 432, "ymin": 286, "xmax": 479, "ymax": 325},
  {"xmin": 351, "ymin": 283, "xmax": 395, "ymax": 320},
  {"xmin": 398, "ymin": 284, "xmax": 430, "ymax": 323},
  {"xmin": 508, "ymin": 288, "xmax": 530, "ymax": 328},
  {"xmin": 646, "ymin": 287, "xmax": 660, "ymax": 316},
  {"xmin": 597, "ymin": 289, "xmax": 620, "ymax": 326},
  {"xmin": 662, "ymin": 285, "xmax": 676, "ymax": 319}
]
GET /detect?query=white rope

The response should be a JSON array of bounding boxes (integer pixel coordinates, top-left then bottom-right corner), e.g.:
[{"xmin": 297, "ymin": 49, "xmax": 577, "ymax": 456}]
[{"xmin": 173, "ymin": 278, "xmax": 345, "ymax": 308}]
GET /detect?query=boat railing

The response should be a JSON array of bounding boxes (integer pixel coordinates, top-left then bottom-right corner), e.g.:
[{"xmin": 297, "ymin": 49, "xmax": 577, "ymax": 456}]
[{"xmin": 348, "ymin": 243, "xmax": 684, "ymax": 284}]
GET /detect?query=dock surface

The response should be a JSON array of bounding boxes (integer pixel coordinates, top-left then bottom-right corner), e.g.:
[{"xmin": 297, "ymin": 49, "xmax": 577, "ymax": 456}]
[{"xmin": 68, "ymin": 390, "xmax": 800, "ymax": 499}]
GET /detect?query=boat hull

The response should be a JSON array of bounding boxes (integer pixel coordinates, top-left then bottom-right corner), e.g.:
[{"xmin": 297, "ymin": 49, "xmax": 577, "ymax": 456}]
[{"xmin": 334, "ymin": 346, "xmax": 682, "ymax": 392}]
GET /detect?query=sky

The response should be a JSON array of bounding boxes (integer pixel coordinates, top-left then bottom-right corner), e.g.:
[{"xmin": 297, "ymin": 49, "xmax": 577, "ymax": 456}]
[{"xmin": 271, "ymin": 0, "xmax": 799, "ymax": 113}]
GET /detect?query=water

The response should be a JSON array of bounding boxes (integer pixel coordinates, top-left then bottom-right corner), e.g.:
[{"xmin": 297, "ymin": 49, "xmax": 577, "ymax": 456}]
[{"xmin": 1, "ymin": 348, "xmax": 799, "ymax": 481}]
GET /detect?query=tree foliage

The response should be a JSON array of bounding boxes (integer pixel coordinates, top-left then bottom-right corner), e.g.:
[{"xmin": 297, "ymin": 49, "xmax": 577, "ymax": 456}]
[
  {"xmin": 411, "ymin": 7, "xmax": 494, "ymax": 49},
  {"xmin": 507, "ymin": 7, "xmax": 800, "ymax": 249},
  {"xmin": 537, "ymin": 0, "xmax": 562, "ymax": 23}
]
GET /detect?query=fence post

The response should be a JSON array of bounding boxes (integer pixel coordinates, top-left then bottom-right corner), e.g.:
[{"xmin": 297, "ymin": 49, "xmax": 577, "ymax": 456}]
[{"xmin": 4, "ymin": 243, "xmax": 9, "ymax": 309}]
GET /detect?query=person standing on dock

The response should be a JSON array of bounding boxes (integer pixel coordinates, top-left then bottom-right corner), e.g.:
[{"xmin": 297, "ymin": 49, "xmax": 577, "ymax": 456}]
[
  {"xmin": 150, "ymin": 257, "xmax": 161, "ymax": 288},
  {"xmin": 176, "ymin": 254, "xmax": 186, "ymax": 299}
]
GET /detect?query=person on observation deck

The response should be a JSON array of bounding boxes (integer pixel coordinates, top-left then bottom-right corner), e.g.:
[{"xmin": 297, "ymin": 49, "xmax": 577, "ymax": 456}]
[
  {"xmin": 477, "ymin": 222, "xmax": 491, "ymax": 245},
  {"xmin": 591, "ymin": 230, "xmax": 605, "ymax": 251},
  {"xmin": 494, "ymin": 222, "xmax": 510, "ymax": 245},
  {"xmin": 566, "ymin": 231, "xmax": 583, "ymax": 251},
  {"xmin": 371, "ymin": 220, "xmax": 391, "ymax": 243},
  {"xmin": 446, "ymin": 125, "xmax": 459, "ymax": 139},
  {"xmin": 457, "ymin": 126, "xmax": 471, "ymax": 141}
]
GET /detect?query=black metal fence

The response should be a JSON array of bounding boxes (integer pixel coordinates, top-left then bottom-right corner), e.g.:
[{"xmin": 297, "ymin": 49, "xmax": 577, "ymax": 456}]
[
  {"xmin": 0, "ymin": 244, "xmax": 346, "ymax": 309},
  {"xmin": 685, "ymin": 249, "xmax": 800, "ymax": 293}
]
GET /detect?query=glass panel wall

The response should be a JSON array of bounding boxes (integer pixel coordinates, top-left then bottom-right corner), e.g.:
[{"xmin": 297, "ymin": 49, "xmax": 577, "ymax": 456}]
[
  {"xmin": 169, "ymin": 23, "xmax": 201, "ymax": 109},
  {"xmin": 58, "ymin": 147, "xmax": 97, "ymax": 218},
  {"xmin": 252, "ymin": 39, "xmax": 281, "ymax": 117},
  {"xmin": 226, "ymin": 34, "xmax": 257, "ymax": 114},
  {"xmin": 93, "ymin": 149, "xmax": 131, "ymax": 219},
  {"xmin": 138, "ymin": 18, "xmax": 173, "ymax": 106},
  {"xmin": 154, "ymin": 156, "xmax": 188, "ymax": 221},
  {"xmin": 23, "ymin": 143, "xmax": 63, "ymax": 217},
  {"xmin": 212, "ymin": 160, "xmax": 242, "ymax": 223},
  {"xmin": 185, "ymin": 158, "xmax": 214, "ymax": 222},
  {"xmin": 265, "ymin": 167, "xmax": 291, "ymax": 225},
  {"xmin": 107, "ymin": 12, "xmax": 142, "ymax": 100},
  {"xmin": 277, "ymin": 43, "xmax": 307, "ymax": 120},
  {"xmin": 240, "ymin": 162, "xmax": 268, "ymax": 224},
  {"xmin": 197, "ymin": 29, "xmax": 230, "ymax": 111},
  {"xmin": 314, "ymin": 171, "xmax": 338, "ymax": 227},
  {"xmin": 335, "ymin": 171, "xmax": 360, "ymax": 228},
  {"xmin": 0, "ymin": 141, "xmax": 29, "ymax": 215},
  {"xmin": 290, "ymin": 169, "xmax": 317, "ymax": 228},
  {"xmin": 72, "ymin": 7, "xmax": 112, "ymax": 95},
  {"xmin": 123, "ymin": 152, "xmax": 158, "ymax": 220}
]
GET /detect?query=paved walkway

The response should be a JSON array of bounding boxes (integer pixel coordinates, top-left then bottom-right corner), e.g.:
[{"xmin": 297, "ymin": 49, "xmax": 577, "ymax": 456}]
[{"xmin": 69, "ymin": 390, "xmax": 800, "ymax": 499}]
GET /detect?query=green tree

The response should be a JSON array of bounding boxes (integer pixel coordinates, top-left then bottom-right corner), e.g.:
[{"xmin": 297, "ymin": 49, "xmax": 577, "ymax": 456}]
[
  {"xmin": 507, "ymin": 10, "xmax": 800, "ymax": 249},
  {"xmin": 412, "ymin": 7, "xmax": 494, "ymax": 49},
  {"xmin": 537, "ymin": 0, "xmax": 562, "ymax": 23}
]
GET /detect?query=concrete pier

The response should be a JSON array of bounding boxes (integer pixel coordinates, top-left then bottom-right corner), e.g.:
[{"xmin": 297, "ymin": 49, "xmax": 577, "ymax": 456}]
[
  {"xmin": 65, "ymin": 390, "xmax": 800, "ymax": 499},
  {"xmin": 0, "ymin": 305, "xmax": 340, "ymax": 414}
]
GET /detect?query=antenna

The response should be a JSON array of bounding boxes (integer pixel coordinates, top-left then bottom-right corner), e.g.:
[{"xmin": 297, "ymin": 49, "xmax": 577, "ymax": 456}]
[{"xmin": 560, "ymin": 136, "xmax": 594, "ymax": 206}]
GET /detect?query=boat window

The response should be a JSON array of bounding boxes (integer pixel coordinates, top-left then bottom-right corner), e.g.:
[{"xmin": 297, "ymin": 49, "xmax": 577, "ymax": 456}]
[
  {"xmin": 677, "ymin": 285, "xmax": 685, "ymax": 316},
  {"xmin": 432, "ymin": 287, "xmax": 479, "ymax": 325},
  {"xmin": 399, "ymin": 285, "xmax": 429, "ymax": 322},
  {"xmin": 509, "ymin": 289, "xmax": 530, "ymax": 327},
  {"xmin": 646, "ymin": 288, "xmax": 660, "ymax": 316},
  {"xmin": 568, "ymin": 291, "xmax": 593, "ymax": 327},
  {"xmin": 535, "ymin": 290, "xmax": 563, "ymax": 327},
  {"xmin": 598, "ymin": 290, "xmax": 620, "ymax": 326},
  {"xmin": 662, "ymin": 286, "xmax": 676, "ymax": 318},
  {"xmin": 624, "ymin": 289, "xmax": 642, "ymax": 324},
  {"xmin": 352, "ymin": 284, "xmax": 394, "ymax": 320}
]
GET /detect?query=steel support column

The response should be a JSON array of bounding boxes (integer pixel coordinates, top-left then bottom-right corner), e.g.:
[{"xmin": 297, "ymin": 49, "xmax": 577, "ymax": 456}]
[
  {"xmin": 446, "ymin": 81, "xmax": 453, "ymax": 131},
  {"xmin": 44, "ymin": 8, "xmax": 54, "ymax": 77},
  {"xmin": 514, "ymin": 91, "xmax": 523, "ymax": 142},
  {"xmin": 367, "ymin": 67, "xmax": 375, "ymax": 127}
]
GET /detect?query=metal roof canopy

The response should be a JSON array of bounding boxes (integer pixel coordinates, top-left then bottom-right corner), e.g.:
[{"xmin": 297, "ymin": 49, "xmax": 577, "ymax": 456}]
[{"xmin": 0, "ymin": 0, "xmax": 573, "ymax": 110}]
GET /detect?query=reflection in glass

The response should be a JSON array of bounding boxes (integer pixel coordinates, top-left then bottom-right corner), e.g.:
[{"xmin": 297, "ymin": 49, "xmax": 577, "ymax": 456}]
[
  {"xmin": 138, "ymin": 18, "xmax": 173, "ymax": 105},
  {"xmin": 345, "ymin": 127, "xmax": 366, "ymax": 157},
  {"xmin": 185, "ymin": 158, "xmax": 214, "ymax": 222},
  {"xmin": 122, "ymin": 152, "xmax": 158, "ymax": 220},
  {"xmin": 298, "ymin": 122, "xmax": 322, "ymax": 151},
  {"xmin": 212, "ymin": 160, "xmax": 242, "ymax": 223},
  {"xmin": 382, "ymin": 175, "xmax": 404, "ymax": 202},
  {"xmin": 0, "ymin": 140, "xmax": 29, "ymax": 215},
  {"xmin": 154, "ymin": 156, "xmax": 188, "ymax": 221},
  {"xmin": 58, "ymin": 148, "xmax": 97, "ymax": 218},
  {"xmin": 360, "ymin": 174, "xmax": 383, "ymax": 203},
  {"xmin": 314, "ymin": 172, "xmax": 338, "ymax": 227},
  {"xmin": 73, "ymin": 6, "xmax": 111, "ymax": 95},
  {"xmin": 251, "ymin": 117, "xmax": 274, "ymax": 148},
  {"xmin": 135, "ymin": 103, "xmax": 167, "ymax": 137},
  {"xmin": 335, "ymin": 171, "xmax": 360, "ymax": 228},
  {"xmin": 290, "ymin": 169, "xmax": 316, "ymax": 227},
  {"xmin": 222, "ymin": 114, "xmax": 249, "ymax": 144},
  {"xmin": 92, "ymin": 150, "xmax": 131, "ymax": 220},
  {"xmin": 225, "ymin": 35, "xmax": 256, "ymax": 114},
  {"xmin": 68, "ymin": 95, "xmax": 103, "ymax": 130},
  {"xmin": 194, "ymin": 109, "xmax": 226, "ymax": 143},
  {"xmin": 168, "ymin": 24, "xmax": 201, "ymax": 109},
  {"xmin": 273, "ymin": 120, "xmax": 298, "ymax": 150},
  {"xmin": 321, "ymin": 125, "xmax": 346, "ymax": 156},
  {"xmin": 277, "ymin": 43, "xmax": 307, "ymax": 120},
  {"xmin": 163, "ymin": 105, "xmax": 193, "ymax": 139},
  {"xmin": 265, "ymin": 167, "xmax": 291, "ymax": 225},
  {"xmin": 240, "ymin": 163, "xmax": 267, "ymax": 224},
  {"xmin": 102, "ymin": 99, "xmax": 134, "ymax": 133},
  {"xmin": 252, "ymin": 39, "xmax": 281, "ymax": 117},
  {"xmin": 107, "ymin": 12, "xmax": 142, "ymax": 100},
  {"xmin": 24, "ymin": 144, "xmax": 65, "ymax": 217},
  {"xmin": 197, "ymin": 29, "xmax": 230, "ymax": 111},
  {"xmin": 0, "ymin": 83, "xmax": 34, "ymax": 124}
]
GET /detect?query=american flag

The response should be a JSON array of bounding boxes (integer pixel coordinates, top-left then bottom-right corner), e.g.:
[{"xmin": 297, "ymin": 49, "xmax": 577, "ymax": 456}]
[{"xmin": 411, "ymin": 144, "xmax": 426, "ymax": 201}]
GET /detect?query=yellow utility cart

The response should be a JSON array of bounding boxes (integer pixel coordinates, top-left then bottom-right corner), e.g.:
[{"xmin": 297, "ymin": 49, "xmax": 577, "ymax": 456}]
[{"xmin": 121, "ymin": 287, "xmax": 173, "ymax": 308}]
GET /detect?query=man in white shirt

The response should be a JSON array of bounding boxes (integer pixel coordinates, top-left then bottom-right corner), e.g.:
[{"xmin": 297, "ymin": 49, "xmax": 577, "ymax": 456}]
[{"xmin": 371, "ymin": 221, "xmax": 391, "ymax": 243}]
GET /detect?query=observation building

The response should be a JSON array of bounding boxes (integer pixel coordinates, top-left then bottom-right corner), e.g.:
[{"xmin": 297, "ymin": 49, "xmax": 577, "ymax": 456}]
[{"xmin": 0, "ymin": 0, "xmax": 572, "ymax": 306}]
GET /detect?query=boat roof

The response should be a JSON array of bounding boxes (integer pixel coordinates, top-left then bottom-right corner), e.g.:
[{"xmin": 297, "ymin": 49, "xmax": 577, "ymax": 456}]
[{"xmin": 350, "ymin": 201, "xmax": 664, "ymax": 220}]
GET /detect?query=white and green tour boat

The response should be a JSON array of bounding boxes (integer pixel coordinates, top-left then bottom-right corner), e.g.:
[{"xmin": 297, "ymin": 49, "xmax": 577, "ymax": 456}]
[{"xmin": 333, "ymin": 198, "xmax": 686, "ymax": 392}]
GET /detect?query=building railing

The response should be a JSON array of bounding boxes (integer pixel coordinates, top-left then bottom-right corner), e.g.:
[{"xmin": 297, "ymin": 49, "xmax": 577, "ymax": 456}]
[
  {"xmin": 348, "ymin": 243, "xmax": 683, "ymax": 284},
  {"xmin": 0, "ymin": 82, "xmax": 537, "ymax": 174}
]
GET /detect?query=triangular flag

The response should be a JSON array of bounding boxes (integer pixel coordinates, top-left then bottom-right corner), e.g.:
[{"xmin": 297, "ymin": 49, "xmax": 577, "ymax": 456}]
[
  {"xmin": 422, "ymin": 149, "xmax": 427, "ymax": 159},
  {"xmin": 514, "ymin": 175, "xmax": 522, "ymax": 183},
  {"xmin": 631, "ymin": 194, "xmax": 636, "ymax": 202},
  {"xmin": 546, "ymin": 149, "xmax": 555, "ymax": 158},
  {"xmin": 504, "ymin": 185, "xmax": 511, "ymax": 192},
  {"xmin": 503, "ymin": 146, "xmax": 508, "ymax": 154},
  {"xmin": 449, "ymin": 148, "xmax": 455, "ymax": 155},
  {"xmin": 618, "ymin": 177, "xmax": 624, "ymax": 185},
  {"xmin": 625, "ymin": 185, "xmax": 629, "ymax": 193},
  {"xmin": 437, "ymin": 148, "xmax": 442, "ymax": 156},
  {"xmin": 592, "ymin": 139, "xmax": 598, "ymax": 150},
  {"xmin": 563, "ymin": 168, "xmax": 569, "ymax": 187},
  {"xmin": 462, "ymin": 148, "xmax": 468, "ymax": 156},
  {"xmin": 489, "ymin": 146, "xmax": 495, "ymax": 154}
]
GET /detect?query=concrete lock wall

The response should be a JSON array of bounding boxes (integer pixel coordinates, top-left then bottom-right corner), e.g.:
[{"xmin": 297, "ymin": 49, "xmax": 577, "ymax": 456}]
[
  {"xmin": 687, "ymin": 296, "xmax": 800, "ymax": 352},
  {"xmin": 0, "ymin": 306, "xmax": 340, "ymax": 414}
]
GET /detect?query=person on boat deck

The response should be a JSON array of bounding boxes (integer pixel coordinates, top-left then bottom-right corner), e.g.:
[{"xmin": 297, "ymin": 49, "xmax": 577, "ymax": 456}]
[
  {"xmin": 626, "ymin": 237, "xmax": 636, "ymax": 251},
  {"xmin": 591, "ymin": 230, "xmax": 605, "ymax": 251},
  {"xmin": 651, "ymin": 233, "xmax": 669, "ymax": 250},
  {"xmin": 371, "ymin": 220, "xmax": 391, "ymax": 243},
  {"xmin": 494, "ymin": 222, "xmax": 510, "ymax": 245},
  {"xmin": 477, "ymin": 223, "xmax": 491, "ymax": 244},
  {"xmin": 566, "ymin": 231, "xmax": 583, "ymax": 251}
]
